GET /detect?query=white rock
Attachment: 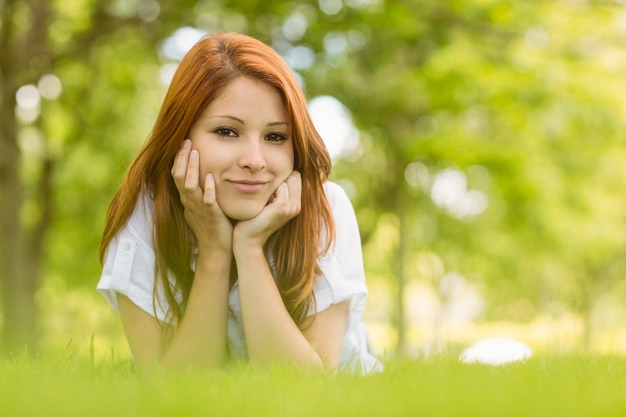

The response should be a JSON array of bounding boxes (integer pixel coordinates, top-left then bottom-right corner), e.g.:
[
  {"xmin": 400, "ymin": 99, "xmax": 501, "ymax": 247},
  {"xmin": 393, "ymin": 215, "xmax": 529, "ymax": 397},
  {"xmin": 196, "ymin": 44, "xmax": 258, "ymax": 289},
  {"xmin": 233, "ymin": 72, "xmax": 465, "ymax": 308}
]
[{"xmin": 459, "ymin": 337, "xmax": 533, "ymax": 366}]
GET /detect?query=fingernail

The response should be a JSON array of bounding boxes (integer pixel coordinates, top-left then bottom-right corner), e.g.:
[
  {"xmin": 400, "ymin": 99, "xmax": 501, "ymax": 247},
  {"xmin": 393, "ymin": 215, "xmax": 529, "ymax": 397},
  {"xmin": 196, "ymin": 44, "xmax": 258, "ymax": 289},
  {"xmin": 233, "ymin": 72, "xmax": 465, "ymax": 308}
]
[
  {"xmin": 190, "ymin": 149, "xmax": 198, "ymax": 158},
  {"xmin": 183, "ymin": 139, "xmax": 191, "ymax": 148}
]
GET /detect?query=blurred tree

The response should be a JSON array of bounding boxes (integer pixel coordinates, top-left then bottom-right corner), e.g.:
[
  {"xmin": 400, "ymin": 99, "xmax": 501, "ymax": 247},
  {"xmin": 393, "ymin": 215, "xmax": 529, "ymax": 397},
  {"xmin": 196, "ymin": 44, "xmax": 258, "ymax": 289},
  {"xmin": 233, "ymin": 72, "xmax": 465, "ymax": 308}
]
[
  {"xmin": 0, "ymin": 0, "xmax": 323, "ymax": 354},
  {"xmin": 3, "ymin": 0, "xmax": 626, "ymax": 356},
  {"xmin": 273, "ymin": 0, "xmax": 531, "ymax": 354},
  {"xmin": 0, "ymin": 0, "xmax": 202, "ymax": 353},
  {"xmin": 300, "ymin": 0, "xmax": 626, "ymax": 353}
]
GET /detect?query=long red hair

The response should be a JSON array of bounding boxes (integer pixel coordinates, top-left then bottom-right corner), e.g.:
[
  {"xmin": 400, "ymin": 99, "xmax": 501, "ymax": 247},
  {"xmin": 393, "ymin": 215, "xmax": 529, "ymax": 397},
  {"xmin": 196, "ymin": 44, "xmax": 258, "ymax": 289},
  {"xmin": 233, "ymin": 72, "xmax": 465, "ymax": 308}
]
[{"xmin": 99, "ymin": 32, "xmax": 334, "ymax": 326}]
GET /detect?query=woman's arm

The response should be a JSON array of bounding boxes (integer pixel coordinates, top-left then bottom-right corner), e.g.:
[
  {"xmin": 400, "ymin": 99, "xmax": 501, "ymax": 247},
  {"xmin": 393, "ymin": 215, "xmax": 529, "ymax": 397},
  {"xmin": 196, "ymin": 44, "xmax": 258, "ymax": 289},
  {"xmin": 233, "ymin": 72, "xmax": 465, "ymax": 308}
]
[
  {"xmin": 234, "ymin": 244, "xmax": 349, "ymax": 371},
  {"xmin": 117, "ymin": 141, "xmax": 234, "ymax": 371},
  {"xmin": 233, "ymin": 172, "xmax": 349, "ymax": 371},
  {"xmin": 117, "ymin": 249, "xmax": 231, "ymax": 370}
]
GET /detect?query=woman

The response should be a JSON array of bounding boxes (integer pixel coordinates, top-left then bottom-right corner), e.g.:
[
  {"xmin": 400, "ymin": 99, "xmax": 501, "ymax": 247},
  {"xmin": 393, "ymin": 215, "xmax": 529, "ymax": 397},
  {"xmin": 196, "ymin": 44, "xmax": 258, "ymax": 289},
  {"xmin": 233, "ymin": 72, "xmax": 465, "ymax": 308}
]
[{"xmin": 98, "ymin": 32, "xmax": 381, "ymax": 374}]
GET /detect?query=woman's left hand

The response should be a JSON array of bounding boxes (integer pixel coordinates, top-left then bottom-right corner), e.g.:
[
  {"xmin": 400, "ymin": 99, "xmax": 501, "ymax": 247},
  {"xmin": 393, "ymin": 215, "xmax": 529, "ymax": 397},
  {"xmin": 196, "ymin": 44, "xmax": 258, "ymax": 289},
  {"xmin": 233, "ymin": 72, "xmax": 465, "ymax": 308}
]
[{"xmin": 233, "ymin": 170, "xmax": 301, "ymax": 249}]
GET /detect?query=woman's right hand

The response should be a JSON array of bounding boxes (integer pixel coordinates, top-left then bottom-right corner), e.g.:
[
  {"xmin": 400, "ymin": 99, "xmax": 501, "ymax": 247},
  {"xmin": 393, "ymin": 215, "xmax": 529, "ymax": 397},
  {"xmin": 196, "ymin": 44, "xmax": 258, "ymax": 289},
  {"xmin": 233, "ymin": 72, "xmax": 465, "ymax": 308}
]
[{"xmin": 171, "ymin": 139, "xmax": 233, "ymax": 253}]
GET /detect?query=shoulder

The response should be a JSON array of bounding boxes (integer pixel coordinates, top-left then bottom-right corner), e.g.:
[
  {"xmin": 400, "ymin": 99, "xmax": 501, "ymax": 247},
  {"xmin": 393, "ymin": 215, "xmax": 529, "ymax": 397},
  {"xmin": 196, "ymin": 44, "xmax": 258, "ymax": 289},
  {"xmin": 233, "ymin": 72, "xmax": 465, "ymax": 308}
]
[
  {"xmin": 323, "ymin": 181, "xmax": 350, "ymax": 203},
  {"xmin": 99, "ymin": 191, "xmax": 156, "ymax": 270},
  {"xmin": 323, "ymin": 181, "xmax": 356, "ymax": 220},
  {"xmin": 126, "ymin": 191, "xmax": 155, "ymax": 241},
  {"xmin": 100, "ymin": 191, "xmax": 155, "ymax": 260},
  {"xmin": 97, "ymin": 192, "xmax": 167, "ymax": 319},
  {"xmin": 314, "ymin": 180, "xmax": 366, "ymax": 307}
]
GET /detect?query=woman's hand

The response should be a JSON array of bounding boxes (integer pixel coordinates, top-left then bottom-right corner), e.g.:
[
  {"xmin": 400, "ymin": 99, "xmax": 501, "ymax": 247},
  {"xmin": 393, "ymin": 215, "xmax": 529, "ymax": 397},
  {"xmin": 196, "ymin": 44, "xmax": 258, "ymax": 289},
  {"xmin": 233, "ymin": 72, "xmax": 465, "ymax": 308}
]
[
  {"xmin": 171, "ymin": 139, "xmax": 233, "ymax": 252},
  {"xmin": 233, "ymin": 170, "xmax": 302, "ymax": 250}
]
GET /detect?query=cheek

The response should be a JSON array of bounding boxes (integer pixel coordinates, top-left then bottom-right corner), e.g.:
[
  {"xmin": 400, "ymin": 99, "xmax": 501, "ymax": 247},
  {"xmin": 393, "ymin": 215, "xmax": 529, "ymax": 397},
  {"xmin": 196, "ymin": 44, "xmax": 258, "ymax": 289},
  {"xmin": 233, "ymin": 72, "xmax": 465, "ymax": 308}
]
[
  {"xmin": 198, "ymin": 158, "xmax": 211, "ymax": 178},
  {"xmin": 192, "ymin": 145, "xmax": 219, "ymax": 178},
  {"xmin": 275, "ymin": 144, "xmax": 295, "ymax": 174},
  {"xmin": 283, "ymin": 153, "xmax": 295, "ymax": 177}
]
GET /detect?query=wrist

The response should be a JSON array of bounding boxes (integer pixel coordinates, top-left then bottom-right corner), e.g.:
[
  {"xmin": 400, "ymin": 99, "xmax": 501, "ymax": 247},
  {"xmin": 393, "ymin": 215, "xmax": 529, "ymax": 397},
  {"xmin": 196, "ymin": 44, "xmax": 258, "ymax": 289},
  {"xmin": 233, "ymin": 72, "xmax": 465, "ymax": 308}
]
[
  {"xmin": 232, "ymin": 236, "xmax": 265, "ymax": 259},
  {"xmin": 196, "ymin": 247, "xmax": 232, "ymax": 270},
  {"xmin": 196, "ymin": 235, "xmax": 232, "ymax": 254}
]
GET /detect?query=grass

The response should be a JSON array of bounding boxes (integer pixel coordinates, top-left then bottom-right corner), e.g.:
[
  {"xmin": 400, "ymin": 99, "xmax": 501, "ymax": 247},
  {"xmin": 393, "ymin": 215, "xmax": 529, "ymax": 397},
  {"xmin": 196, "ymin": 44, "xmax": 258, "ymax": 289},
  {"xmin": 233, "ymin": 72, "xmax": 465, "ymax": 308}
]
[
  {"xmin": 30, "ymin": 279, "xmax": 626, "ymax": 415},
  {"xmin": 2, "ymin": 351, "xmax": 626, "ymax": 416}
]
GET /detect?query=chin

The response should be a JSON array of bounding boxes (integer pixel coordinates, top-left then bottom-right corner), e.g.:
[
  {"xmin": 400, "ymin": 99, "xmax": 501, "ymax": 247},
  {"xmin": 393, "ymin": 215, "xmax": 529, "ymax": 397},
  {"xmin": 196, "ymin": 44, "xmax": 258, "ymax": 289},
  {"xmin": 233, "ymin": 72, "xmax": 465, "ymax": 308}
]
[{"xmin": 223, "ymin": 205, "xmax": 265, "ymax": 221}]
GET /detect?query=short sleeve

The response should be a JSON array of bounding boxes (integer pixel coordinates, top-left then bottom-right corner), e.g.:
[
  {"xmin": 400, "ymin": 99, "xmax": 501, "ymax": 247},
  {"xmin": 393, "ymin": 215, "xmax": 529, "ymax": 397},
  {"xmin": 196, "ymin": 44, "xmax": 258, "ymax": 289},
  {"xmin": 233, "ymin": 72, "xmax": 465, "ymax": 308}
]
[
  {"xmin": 314, "ymin": 182, "xmax": 383, "ymax": 375},
  {"xmin": 97, "ymin": 195, "xmax": 175, "ymax": 324},
  {"xmin": 314, "ymin": 182, "xmax": 368, "ymax": 314}
]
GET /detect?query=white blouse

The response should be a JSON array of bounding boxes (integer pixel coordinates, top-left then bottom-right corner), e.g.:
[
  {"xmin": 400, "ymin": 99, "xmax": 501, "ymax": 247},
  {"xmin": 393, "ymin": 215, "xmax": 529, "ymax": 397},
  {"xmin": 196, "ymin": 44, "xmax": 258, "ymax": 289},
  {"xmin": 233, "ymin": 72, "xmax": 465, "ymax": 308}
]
[{"xmin": 97, "ymin": 181, "xmax": 382, "ymax": 374}]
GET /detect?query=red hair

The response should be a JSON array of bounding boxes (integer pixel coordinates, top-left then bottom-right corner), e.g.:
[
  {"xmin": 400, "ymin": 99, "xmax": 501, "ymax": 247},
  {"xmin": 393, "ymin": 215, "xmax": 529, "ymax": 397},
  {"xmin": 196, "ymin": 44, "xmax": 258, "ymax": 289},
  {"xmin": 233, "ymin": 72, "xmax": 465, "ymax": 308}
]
[{"xmin": 99, "ymin": 32, "xmax": 334, "ymax": 326}]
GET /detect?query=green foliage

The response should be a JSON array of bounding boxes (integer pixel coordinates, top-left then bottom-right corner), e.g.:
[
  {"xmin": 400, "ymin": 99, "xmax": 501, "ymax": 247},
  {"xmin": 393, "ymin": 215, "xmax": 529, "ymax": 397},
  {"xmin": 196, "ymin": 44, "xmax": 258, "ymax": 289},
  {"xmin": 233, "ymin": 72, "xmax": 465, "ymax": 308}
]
[
  {"xmin": 7, "ymin": 0, "xmax": 626, "ymax": 352},
  {"xmin": 309, "ymin": 1, "xmax": 626, "ymax": 326}
]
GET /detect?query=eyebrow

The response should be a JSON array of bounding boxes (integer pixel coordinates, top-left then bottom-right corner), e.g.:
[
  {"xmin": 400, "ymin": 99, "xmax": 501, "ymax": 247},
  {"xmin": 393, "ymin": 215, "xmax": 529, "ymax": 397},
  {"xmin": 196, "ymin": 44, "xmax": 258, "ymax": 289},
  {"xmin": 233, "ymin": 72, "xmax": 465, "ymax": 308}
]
[{"xmin": 208, "ymin": 115, "xmax": 289, "ymax": 127}]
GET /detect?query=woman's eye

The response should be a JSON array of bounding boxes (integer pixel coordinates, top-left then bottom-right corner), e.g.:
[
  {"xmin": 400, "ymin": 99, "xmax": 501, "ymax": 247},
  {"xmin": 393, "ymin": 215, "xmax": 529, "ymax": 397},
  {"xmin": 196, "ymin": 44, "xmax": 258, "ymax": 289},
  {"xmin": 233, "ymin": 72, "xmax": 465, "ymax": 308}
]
[
  {"xmin": 215, "ymin": 128, "xmax": 237, "ymax": 137},
  {"xmin": 266, "ymin": 133, "xmax": 287, "ymax": 142}
]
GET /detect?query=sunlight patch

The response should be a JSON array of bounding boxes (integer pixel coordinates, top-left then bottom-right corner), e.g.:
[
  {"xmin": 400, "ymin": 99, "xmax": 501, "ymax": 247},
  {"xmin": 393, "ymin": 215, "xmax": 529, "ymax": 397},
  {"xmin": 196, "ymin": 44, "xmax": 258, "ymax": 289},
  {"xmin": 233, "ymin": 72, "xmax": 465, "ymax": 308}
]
[{"xmin": 459, "ymin": 337, "xmax": 532, "ymax": 366}]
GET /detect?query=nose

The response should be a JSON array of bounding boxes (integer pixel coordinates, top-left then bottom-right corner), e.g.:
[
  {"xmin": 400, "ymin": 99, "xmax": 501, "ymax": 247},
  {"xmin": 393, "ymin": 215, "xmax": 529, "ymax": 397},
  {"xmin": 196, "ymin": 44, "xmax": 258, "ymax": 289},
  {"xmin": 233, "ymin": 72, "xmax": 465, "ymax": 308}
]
[{"xmin": 238, "ymin": 139, "xmax": 266, "ymax": 173}]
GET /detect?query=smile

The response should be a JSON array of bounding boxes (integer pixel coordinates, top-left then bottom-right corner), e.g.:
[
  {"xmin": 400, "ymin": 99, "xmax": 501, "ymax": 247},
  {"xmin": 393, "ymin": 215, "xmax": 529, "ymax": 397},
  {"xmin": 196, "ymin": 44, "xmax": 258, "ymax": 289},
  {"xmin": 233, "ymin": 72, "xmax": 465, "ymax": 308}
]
[{"xmin": 227, "ymin": 180, "xmax": 268, "ymax": 194}]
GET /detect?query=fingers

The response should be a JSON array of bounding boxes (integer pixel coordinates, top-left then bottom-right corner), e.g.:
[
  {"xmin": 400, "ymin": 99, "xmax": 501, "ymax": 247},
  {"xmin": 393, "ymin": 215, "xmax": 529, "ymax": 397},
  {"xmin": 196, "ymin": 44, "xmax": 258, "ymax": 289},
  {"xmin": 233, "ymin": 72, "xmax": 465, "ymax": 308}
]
[
  {"xmin": 171, "ymin": 139, "xmax": 192, "ymax": 188},
  {"xmin": 172, "ymin": 139, "xmax": 203, "ymax": 197},
  {"xmin": 203, "ymin": 173, "xmax": 217, "ymax": 205},
  {"xmin": 271, "ymin": 170, "xmax": 301, "ymax": 217},
  {"xmin": 286, "ymin": 171, "xmax": 302, "ymax": 209},
  {"xmin": 185, "ymin": 149, "xmax": 200, "ymax": 191},
  {"xmin": 232, "ymin": 171, "xmax": 303, "ymax": 246}
]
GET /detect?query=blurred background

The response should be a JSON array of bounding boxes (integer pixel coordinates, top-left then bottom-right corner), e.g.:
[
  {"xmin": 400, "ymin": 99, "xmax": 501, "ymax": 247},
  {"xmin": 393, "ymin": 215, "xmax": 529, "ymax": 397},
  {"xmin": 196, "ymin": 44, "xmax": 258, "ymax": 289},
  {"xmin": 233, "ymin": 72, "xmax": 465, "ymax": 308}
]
[{"xmin": 2, "ymin": 0, "xmax": 626, "ymax": 361}]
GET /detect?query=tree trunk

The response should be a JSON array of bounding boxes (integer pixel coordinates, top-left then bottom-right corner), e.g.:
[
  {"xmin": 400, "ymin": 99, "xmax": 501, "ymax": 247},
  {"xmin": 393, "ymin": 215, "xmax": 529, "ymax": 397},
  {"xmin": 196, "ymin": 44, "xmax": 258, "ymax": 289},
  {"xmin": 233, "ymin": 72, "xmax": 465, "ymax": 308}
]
[
  {"xmin": 0, "ymin": 0, "xmax": 41, "ymax": 354},
  {"xmin": 0, "ymin": 0, "xmax": 146, "ymax": 354},
  {"xmin": 392, "ymin": 176, "xmax": 409, "ymax": 356},
  {"xmin": 0, "ymin": 79, "xmax": 38, "ymax": 353}
]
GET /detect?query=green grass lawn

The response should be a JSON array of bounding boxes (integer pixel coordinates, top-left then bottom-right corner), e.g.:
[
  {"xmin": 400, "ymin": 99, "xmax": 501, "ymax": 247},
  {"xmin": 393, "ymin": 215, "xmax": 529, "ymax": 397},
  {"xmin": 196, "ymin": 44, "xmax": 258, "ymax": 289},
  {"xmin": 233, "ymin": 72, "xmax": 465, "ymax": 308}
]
[{"xmin": 2, "ymin": 352, "xmax": 626, "ymax": 416}]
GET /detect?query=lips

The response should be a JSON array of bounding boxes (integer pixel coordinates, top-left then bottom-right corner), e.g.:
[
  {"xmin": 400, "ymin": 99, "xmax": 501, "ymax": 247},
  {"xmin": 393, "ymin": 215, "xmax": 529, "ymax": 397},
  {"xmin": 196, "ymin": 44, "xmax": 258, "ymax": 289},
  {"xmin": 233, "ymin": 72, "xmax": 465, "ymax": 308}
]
[{"xmin": 227, "ymin": 180, "xmax": 268, "ymax": 193}]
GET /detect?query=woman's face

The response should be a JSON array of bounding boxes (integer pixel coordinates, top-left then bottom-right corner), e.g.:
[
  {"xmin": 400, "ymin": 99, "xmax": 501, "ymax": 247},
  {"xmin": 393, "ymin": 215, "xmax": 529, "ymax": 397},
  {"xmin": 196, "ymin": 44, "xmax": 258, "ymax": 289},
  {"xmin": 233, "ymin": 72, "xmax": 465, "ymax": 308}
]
[{"xmin": 188, "ymin": 76, "xmax": 295, "ymax": 220}]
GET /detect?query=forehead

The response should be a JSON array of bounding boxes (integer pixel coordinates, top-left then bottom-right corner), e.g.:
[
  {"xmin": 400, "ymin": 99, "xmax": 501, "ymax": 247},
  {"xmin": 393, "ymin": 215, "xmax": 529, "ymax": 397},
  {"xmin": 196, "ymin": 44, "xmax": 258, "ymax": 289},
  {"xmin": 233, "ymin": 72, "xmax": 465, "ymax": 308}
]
[{"xmin": 204, "ymin": 77, "xmax": 287, "ymax": 118}]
